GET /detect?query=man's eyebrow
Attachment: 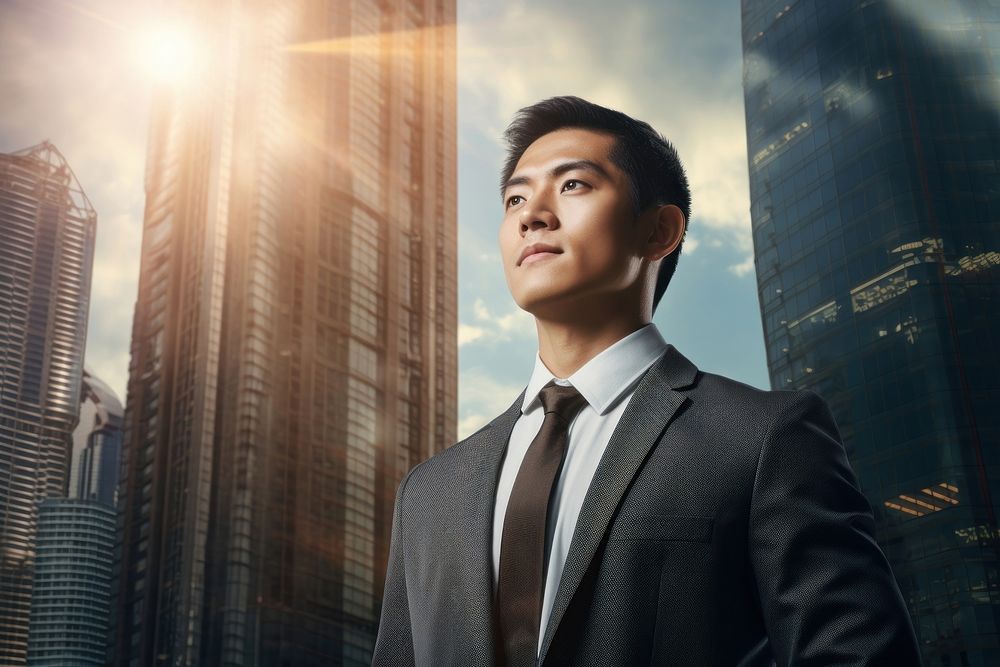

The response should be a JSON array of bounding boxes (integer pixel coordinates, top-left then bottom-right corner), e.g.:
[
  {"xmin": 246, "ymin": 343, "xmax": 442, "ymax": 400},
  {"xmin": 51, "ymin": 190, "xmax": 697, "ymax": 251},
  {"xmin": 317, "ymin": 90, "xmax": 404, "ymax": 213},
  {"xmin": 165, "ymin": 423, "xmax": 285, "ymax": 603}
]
[{"xmin": 503, "ymin": 159, "xmax": 611, "ymax": 194}]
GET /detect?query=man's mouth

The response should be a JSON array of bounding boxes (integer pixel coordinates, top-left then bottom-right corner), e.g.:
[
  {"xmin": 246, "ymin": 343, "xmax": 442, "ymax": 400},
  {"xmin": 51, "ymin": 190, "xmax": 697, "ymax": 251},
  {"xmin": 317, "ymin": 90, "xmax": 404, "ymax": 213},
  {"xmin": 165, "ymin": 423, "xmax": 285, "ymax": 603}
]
[
  {"xmin": 518, "ymin": 243, "xmax": 562, "ymax": 265},
  {"xmin": 521, "ymin": 251, "xmax": 559, "ymax": 265}
]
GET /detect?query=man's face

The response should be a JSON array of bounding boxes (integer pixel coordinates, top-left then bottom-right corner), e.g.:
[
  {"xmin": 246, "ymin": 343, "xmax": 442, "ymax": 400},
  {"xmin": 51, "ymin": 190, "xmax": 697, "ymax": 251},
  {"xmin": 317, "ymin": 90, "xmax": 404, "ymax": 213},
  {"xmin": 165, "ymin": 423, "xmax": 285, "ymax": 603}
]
[{"xmin": 499, "ymin": 127, "xmax": 647, "ymax": 317}]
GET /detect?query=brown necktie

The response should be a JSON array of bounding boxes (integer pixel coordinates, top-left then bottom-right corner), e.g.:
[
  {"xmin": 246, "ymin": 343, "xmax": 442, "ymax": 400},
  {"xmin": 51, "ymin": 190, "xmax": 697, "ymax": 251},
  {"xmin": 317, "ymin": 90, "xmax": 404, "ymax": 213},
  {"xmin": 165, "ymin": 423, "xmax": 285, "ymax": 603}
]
[{"xmin": 495, "ymin": 380, "xmax": 588, "ymax": 666}]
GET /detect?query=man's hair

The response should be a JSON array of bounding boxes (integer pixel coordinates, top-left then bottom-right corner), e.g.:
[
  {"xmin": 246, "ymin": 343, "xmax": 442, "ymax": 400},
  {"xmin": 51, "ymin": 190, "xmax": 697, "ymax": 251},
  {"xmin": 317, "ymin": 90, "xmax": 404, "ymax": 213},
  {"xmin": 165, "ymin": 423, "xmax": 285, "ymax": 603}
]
[{"xmin": 500, "ymin": 96, "xmax": 691, "ymax": 313}]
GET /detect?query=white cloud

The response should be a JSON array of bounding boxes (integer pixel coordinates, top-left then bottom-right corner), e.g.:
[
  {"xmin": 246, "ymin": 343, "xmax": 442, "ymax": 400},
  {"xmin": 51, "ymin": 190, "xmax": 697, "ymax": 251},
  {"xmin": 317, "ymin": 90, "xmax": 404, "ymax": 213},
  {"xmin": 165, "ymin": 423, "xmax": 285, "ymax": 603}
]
[
  {"xmin": 457, "ymin": 1, "xmax": 754, "ymax": 257},
  {"xmin": 457, "ymin": 366, "xmax": 524, "ymax": 439},
  {"xmin": 1, "ymin": 1, "xmax": 150, "ymax": 399},
  {"xmin": 477, "ymin": 251, "xmax": 499, "ymax": 263},
  {"xmin": 728, "ymin": 255, "xmax": 756, "ymax": 278},
  {"xmin": 679, "ymin": 108, "xmax": 754, "ymax": 250},
  {"xmin": 458, "ymin": 4, "xmax": 651, "ymax": 150},
  {"xmin": 459, "ymin": 297, "xmax": 534, "ymax": 347},
  {"xmin": 458, "ymin": 323, "xmax": 486, "ymax": 346},
  {"xmin": 683, "ymin": 234, "xmax": 700, "ymax": 254},
  {"xmin": 457, "ymin": 413, "xmax": 490, "ymax": 440},
  {"xmin": 472, "ymin": 299, "xmax": 491, "ymax": 320}
]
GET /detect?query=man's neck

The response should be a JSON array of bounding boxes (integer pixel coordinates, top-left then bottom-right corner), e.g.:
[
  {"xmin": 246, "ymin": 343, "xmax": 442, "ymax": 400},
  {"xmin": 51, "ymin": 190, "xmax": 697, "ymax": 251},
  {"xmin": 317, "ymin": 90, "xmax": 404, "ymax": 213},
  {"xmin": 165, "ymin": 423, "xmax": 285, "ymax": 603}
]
[{"xmin": 534, "ymin": 316, "xmax": 649, "ymax": 379}]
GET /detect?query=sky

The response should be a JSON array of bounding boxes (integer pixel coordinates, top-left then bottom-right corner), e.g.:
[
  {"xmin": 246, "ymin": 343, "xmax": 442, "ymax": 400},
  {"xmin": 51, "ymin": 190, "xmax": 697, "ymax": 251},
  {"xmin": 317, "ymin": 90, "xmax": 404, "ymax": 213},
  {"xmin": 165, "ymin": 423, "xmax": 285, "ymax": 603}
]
[{"xmin": 0, "ymin": 0, "xmax": 769, "ymax": 440}]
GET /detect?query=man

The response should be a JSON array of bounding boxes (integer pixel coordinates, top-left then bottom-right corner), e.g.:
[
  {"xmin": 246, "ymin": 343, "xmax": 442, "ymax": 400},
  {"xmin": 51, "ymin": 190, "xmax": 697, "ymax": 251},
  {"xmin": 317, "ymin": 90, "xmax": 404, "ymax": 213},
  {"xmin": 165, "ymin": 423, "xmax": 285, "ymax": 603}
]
[{"xmin": 372, "ymin": 96, "xmax": 920, "ymax": 666}]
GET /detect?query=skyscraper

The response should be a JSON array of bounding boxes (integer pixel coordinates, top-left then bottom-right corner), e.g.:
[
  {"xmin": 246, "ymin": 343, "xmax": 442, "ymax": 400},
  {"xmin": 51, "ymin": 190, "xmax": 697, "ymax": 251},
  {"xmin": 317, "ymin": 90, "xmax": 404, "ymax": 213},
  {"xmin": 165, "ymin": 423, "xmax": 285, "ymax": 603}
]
[
  {"xmin": 26, "ymin": 370, "xmax": 121, "ymax": 666},
  {"xmin": 26, "ymin": 498, "xmax": 117, "ymax": 667},
  {"xmin": 109, "ymin": 2, "xmax": 456, "ymax": 665},
  {"xmin": 742, "ymin": 0, "xmax": 1000, "ymax": 662},
  {"xmin": 0, "ymin": 141, "xmax": 96, "ymax": 666},
  {"xmin": 70, "ymin": 368, "xmax": 124, "ymax": 506}
]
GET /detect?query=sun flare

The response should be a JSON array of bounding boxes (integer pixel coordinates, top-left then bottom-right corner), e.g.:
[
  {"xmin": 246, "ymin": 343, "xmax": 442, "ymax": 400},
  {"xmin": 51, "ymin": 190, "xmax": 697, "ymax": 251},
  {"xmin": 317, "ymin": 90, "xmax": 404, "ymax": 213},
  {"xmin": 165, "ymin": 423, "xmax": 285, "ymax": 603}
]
[{"xmin": 136, "ymin": 22, "xmax": 201, "ymax": 85}]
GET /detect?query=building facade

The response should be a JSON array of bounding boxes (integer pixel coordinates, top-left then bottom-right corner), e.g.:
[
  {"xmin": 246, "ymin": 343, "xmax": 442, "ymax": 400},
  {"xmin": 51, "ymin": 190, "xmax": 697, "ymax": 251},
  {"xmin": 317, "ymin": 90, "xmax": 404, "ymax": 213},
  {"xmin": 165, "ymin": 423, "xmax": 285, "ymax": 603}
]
[
  {"xmin": 109, "ymin": 2, "xmax": 456, "ymax": 665},
  {"xmin": 742, "ymin": 0, "xmax": 1000, "ymax": 662},
  {"xmin": 24, "ymin": 370, "xmax": 122, "ymax": 665},
  {"xmin": 0, "ymin": 141, "xmax": 96, "ymax": 665},
  {"xmin": 25, "ymin": 499, "xmax": 117, "ymax": 667},
  {"xmin": 70, "ymin": 369, "xmax": 124, "ymax": 506}
]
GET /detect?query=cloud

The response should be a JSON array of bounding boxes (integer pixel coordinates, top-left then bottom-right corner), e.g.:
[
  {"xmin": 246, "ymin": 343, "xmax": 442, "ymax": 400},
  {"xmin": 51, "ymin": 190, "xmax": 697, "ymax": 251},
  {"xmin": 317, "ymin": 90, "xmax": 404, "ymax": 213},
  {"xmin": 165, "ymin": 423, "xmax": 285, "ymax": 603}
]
[
  {"xmin": 684, "ymin": 234, "xmax": 700, "ymax": 254},
  {"xmin": 458, "ymin": 3, "xmax": 655, "ymax": 148},
  {"xmin": 678, "ymin": 107, "xmax": 754, "ymax": 251},
  {"xmin": 84, "ymin": 210, "xmax": 141, "ymax": 397},
  {"xmin": 477, "ymin": 251, "xmax": 499, "ymax": 263},
  {"xmin": 458, "ymin": 323, "xmax": 486, "ymax": 346},
  {"xmin": 728, "ymin": 255, "xmax": 755, "ymax": 277},
  {"xmin": 458, "ymin": 297, "xmax": 534, "ymax": 347},
  {"xmin": 457, "ymin": 0, "xmax": 753, "ymax": 254},
  {"xmin": 1, "ymin": 1, "xmax": 150, "ymax": 399},
  {"xmin": 457, "ymin": 413, "xmax": 490, "ymax": 440},
  {"xmin": 456, "ymin": 366, "xmax": 524, "ymax": 439}
]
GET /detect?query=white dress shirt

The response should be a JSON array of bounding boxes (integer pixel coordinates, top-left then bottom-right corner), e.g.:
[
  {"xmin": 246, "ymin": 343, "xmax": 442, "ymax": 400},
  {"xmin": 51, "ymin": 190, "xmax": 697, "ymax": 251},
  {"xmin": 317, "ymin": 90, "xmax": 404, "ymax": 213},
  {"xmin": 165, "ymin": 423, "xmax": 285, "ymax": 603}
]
[{"xmin": 491, "ymin": 322, "xmax": 669, "ymax": 656}]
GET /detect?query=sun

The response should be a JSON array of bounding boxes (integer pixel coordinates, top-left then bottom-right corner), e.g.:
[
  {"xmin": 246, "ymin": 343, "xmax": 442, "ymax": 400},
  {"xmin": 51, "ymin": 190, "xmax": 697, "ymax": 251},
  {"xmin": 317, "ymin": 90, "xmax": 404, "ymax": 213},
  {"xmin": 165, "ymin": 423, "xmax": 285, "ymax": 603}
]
[{"xmin": 136, "ymin": 22, "xmax": 201, "ymax": 86}]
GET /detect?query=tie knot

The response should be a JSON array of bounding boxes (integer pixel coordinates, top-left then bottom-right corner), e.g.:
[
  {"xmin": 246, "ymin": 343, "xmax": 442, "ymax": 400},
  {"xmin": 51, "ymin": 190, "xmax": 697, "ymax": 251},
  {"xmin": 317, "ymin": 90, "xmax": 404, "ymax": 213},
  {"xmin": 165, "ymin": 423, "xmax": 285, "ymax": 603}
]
[{"xmin": 538, "ymin": 380, "xmax": 587, "ymax": 423}]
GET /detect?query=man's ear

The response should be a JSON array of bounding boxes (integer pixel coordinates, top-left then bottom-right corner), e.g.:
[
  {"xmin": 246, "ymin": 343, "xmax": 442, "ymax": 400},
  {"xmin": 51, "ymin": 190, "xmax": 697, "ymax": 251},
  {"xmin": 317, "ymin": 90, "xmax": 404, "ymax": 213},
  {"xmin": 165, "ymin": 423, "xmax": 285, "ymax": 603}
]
[{"xmin": 644, "ymin": 204, "xmax": 685, "ymax": 261}]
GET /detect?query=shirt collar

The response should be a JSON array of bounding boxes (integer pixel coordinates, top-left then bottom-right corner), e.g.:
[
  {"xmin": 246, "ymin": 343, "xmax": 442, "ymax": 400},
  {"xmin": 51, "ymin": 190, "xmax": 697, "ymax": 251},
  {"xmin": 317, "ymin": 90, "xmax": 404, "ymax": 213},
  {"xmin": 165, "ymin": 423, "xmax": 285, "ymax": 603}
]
[{"xmin": 521, "ymin": 323, "xmax": 668, "ymax": 417}]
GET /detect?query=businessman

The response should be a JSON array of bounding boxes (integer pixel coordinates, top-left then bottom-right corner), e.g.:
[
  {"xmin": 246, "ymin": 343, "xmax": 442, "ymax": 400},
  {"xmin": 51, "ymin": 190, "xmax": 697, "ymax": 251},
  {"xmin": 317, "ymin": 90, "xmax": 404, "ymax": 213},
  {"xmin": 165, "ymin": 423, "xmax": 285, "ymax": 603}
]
[{"xmin": 372, "ymin": 96, "xmax": 920, "ymax": 666}]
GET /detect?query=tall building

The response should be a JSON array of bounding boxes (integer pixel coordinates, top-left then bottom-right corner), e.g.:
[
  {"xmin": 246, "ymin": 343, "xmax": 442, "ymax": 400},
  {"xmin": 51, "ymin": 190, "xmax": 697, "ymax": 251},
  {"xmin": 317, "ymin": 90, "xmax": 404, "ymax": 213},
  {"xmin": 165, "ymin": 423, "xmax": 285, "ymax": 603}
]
[
  {"xmin": 70, "ymin": 368, "xmax": 124, "ymax": 506},
  {"xmin": 742, "ymin": 0, "xmax": 1000, "ymax": 662},
  {"xmin": 0, "ymin": 141, "xmax": 96, "ymax": 665},
  {"xmin": 25, "ymin": 371, "xmax": 122, "ymax": 665},
  {"xmin": 109, "ymin": 2, "xmax": 456, "ymax": 665},
  {"xmin": 26, "ymin": 499, "xmax": 117, "ymax": 667}
]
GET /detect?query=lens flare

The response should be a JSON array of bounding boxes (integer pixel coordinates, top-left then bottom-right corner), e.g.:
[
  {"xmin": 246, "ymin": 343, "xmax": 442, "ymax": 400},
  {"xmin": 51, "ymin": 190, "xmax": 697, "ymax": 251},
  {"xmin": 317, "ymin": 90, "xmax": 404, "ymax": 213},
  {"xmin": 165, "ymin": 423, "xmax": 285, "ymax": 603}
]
[{"xmin": 136, "ymin": 22, "xmax": 201, "ymax": 85}]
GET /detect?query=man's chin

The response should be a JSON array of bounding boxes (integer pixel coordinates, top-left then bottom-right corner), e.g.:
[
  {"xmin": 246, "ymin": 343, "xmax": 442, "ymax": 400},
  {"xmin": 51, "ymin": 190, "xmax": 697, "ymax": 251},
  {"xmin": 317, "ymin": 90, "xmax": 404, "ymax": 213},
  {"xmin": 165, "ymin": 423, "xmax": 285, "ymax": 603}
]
[{"xmin": 516, "ymin": 292, "xmax": 582, "ymax": 321}]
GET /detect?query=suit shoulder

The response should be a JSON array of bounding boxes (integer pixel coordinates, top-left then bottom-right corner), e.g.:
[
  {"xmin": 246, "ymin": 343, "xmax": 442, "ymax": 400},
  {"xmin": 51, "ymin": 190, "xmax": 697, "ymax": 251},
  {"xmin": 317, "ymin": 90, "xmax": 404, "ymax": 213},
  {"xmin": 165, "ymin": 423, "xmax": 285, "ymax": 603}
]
[
  {"xmin": 404, "ymin": 417, "xmax": 500, "ymax": 490},
  {"xmin": 675, "ymin": 372, "xmax": 833, "ymax": 483},
  {"xmin": 688, "ymin": 369, "xmax": 823, "ymax": 428}
]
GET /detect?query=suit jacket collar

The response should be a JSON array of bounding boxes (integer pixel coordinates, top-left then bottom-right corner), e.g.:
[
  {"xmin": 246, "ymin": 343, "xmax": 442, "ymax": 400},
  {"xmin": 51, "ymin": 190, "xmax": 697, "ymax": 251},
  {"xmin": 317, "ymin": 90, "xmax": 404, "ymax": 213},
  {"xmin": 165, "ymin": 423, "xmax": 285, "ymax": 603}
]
[
  {"xmin": 460, "ymin": 385, "xmax": 525, "ymax": 666},
  {"xmin": 457, "ymin": 344, "xmax": 699, "ymax": 665}
]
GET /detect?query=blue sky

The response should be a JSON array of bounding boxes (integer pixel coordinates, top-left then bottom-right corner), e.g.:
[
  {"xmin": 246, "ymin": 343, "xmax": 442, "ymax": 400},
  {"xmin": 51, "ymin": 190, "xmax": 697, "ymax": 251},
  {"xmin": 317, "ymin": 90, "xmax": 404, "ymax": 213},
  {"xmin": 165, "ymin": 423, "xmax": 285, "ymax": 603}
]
[{"xmin": 1, "ymin": 0, "xmax": 769, "ymax": 439}]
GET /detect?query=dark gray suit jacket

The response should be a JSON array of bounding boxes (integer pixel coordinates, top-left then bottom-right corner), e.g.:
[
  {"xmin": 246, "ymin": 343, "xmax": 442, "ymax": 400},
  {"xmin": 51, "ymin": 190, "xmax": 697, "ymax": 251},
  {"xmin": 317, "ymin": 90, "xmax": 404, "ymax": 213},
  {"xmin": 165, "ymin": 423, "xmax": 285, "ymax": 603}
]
[{"xmin": 372, "ymin": 345, "xmax": 920, "ymax": 666}]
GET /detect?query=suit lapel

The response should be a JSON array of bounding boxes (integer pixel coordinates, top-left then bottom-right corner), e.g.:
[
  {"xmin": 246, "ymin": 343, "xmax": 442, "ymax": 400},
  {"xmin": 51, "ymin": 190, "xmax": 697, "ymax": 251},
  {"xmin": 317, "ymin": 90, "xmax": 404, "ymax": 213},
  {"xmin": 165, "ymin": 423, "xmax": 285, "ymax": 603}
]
[
  {"xmin": 461, "ymin": 388, "xmax": 525, "ymax": 665},
  {"xmin": 537, "ymin": 345, "xmax": 698, "ymax": 665}
]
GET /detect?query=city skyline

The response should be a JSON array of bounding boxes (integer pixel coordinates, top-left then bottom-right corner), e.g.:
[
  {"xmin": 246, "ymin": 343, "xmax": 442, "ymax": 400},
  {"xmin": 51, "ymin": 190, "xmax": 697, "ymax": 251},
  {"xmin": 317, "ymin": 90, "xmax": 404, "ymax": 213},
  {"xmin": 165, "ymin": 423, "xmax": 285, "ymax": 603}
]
[{"xmin": 2, "ymin": 0, "xmax": 999, "ymax": 665}]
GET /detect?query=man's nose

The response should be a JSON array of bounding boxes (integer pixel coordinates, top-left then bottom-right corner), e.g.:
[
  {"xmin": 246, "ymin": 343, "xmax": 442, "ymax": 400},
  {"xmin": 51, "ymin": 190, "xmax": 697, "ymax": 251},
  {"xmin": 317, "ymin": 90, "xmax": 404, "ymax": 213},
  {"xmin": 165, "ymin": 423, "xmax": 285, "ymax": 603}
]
[{"xmin": 519, "ymin": 203, "xmax": 558, "ymax": 235}]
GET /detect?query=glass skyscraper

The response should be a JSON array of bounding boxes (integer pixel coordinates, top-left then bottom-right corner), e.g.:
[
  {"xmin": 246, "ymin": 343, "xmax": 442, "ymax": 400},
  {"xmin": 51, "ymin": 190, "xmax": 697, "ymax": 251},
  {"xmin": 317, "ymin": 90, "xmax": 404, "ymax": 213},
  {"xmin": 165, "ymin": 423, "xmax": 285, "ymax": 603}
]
[
  {"xmin": 0, "ymin": 141, "xmax": 96, "ymax": 666},
  {"xmin": 70, "ymin": 368, "xmax": 123, "ymax": 507},
  {"xmin": 742, "ymin": 0, "xmax": 1000, "ymax": 662},
  {"xmin": 109, "ymin": 2, "xmax": 456, "ymax": 665},
  {"xmin": 26, "ymin": 498, "xmax": 117, "ymax": 667},
  {"xmin": 25, "ymin": 370, "xmax": 121, "ymax": 666}
]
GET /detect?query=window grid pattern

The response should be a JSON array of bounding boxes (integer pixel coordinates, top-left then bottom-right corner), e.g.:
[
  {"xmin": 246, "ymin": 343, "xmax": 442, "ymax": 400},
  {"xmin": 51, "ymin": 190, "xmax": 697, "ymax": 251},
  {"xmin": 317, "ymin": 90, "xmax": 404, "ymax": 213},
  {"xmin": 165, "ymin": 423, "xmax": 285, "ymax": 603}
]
[{"xmin": 742, "ymin": 1, "xmax": 1000, "ymax": 662}]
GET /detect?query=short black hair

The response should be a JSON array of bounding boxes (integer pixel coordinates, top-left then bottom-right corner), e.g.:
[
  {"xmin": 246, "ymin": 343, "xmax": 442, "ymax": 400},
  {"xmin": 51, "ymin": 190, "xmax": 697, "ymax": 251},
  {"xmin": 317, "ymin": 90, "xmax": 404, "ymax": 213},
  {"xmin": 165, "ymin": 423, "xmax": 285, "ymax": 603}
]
[{"xmin": 500, "ymin": 96, "xmax": 691, "ymax": 313}]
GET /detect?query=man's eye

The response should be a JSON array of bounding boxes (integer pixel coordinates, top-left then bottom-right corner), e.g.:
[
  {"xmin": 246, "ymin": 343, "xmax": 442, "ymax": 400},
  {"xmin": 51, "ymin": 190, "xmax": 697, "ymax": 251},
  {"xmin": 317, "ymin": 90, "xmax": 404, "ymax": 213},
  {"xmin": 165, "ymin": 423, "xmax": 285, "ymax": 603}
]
[
  {"xmin": 506, "ymin": 195, "xmax": 524, "ymax": 208},
  {"xmin": 562, "ymin": 179, "xmax": 586, "ymax": 192}
]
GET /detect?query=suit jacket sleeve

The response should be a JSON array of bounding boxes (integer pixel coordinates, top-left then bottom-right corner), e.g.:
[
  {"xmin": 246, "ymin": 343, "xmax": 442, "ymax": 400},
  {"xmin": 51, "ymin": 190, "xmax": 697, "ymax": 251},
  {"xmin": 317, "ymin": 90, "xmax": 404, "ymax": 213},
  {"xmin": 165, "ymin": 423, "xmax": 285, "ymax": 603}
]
[
  {"xmin": 372, "ymin": 467, "xmax": 417, "ymax": 667},
  {"xmin": 749, "ymin": 390, "xmax": 921, "ymax": 666}
]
